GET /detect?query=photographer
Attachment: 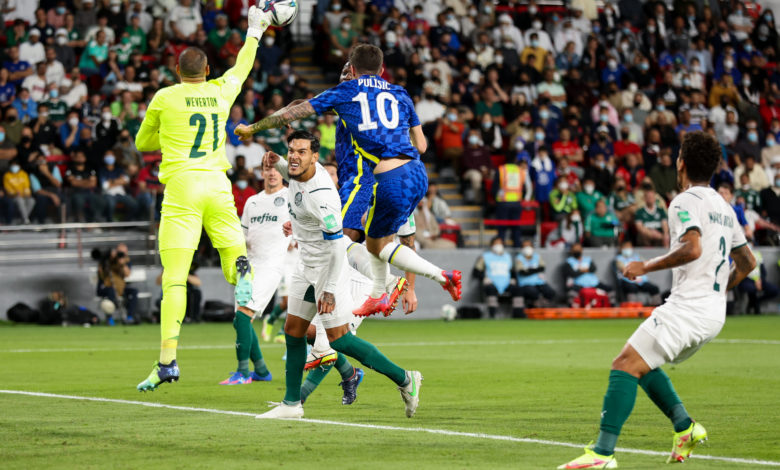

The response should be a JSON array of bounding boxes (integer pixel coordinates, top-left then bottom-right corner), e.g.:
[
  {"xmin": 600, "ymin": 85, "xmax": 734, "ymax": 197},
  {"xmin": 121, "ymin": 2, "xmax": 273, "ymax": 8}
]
[{"xmin": 92, "ymin": 243, "xmax": 138, "ymax": 325}]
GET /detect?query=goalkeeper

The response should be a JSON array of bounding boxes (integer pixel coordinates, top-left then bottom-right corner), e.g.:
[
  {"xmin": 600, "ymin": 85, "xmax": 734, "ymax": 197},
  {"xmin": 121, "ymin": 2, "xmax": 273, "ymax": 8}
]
[{"xmin": 135, "ymin": 6, "xmax": 273, "ymax": 391}]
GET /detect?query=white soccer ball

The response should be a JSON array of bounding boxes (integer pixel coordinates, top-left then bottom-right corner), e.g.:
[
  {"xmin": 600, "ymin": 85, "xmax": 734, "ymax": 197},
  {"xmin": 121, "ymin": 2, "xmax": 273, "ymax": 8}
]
[
  {"xmin": 260, "ymin": 0, "xmax": 299, "ymax": 27},
  {"xmin": 440, "ymin": 304, "xmax": 457, "ymax": 322},
  {"xmin": 99, "ymin": 298, "xmax": 116, "ymax": 315}
]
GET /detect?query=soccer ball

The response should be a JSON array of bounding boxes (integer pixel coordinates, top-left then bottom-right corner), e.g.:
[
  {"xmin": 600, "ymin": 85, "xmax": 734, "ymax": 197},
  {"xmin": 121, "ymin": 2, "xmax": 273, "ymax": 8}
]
[
  {"xmin": 440, "ymin": 304, "xmax": 457, "ymax": 322},
  {"xmin": 260, "ymin": 0, "xmax": 298, "ymax": 27}
]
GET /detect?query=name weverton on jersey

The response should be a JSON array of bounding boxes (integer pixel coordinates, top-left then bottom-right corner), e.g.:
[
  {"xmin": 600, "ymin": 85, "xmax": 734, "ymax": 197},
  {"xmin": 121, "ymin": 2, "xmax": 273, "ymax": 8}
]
[
  {"xmin": 184, "ymin": 97, "xmax": 218, "ymax": 107},
  {"xmin": 357, "ymin": 77, "xmax": 390, "ymax": 89}
]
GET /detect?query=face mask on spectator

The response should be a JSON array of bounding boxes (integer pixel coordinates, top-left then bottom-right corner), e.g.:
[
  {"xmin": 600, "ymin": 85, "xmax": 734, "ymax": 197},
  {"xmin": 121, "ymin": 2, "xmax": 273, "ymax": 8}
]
[
  {"xmin": 514, "ymin": 140, "xmax": 524, "ymax": 151},
  {"xmin": 491, "ymin": 243, "xmax": 504, "ymax": 255},
  {"xmin": 50, "ymin": 89, "xmax": 59, "ymax": 99},
  {"xmin": 593, "ymin": 25, "xmax": 600, "ymax": 33},
  {"xmin": 599, "ymin": 114, "xmax": 608, "ymax": 122},
  {"xmin": 104, "ymin": 155, "xmax": 116, "ymax": 165},
  {"xmin": 531, "ymin": 39, "xmax": 539, "ymax": 48},
  {"xmin": 7, "ymin": 114, "xmax": 16, "ymax": 122},
  {"xmin": 775, "ymin": 178, "xmax": 780, "ymax": 188},
  {"xmin": 138, "ymin": 110, "xmax": 146, "ymax": 119},
  {"xmin": 0, "ymin": 132, "xmax": 4, "ymax": 142},
  {"xmin": 745, "ymin": 44, "xmax": 753, "ymax": 53},
  {"xmin": 767, "ymin": 137, "xmax": 776, "ymax": 147},
  {"xmin": 584, "ymin": 184, "xmax": 595, "ymax": 194},
  {"xmin": 110, "ymin": 5, "xmax": 120, "ymax": 13},
  {"xmin": 102, "ymin": 111, "xmax": 112, "ymax": 122},
  {"xmin": 748, "ymin": 131, "xmax": 758, "ymax": 143},
  {"xmin": 535, "ymin": 131, "xmax": 545, "ymax": 141},
  {"xmin": 640, "ymin": 62, "xmax": 649, "ymax": 71},
  {"xmin": 532, "ymin": 20, "xmax": 542, "ymax": 30},
  {"xmin": 401, "ymin": 20, "xmax": 408, "ymax": 29},
  {"xmin": 608, "ymin": 60, "xmax": 617, "ymax": 70},
  {"xmin": 495, "ymin": 55, "xmax": 504, "ymax": 65},
  {"xmin": 683, "ymin": 78, "xmax": 691, "ymax": 87},
  {"xmin": 570, "ymin": 249, "xmax": 582, "ymax": 258},
  {"xmin": 264, "ymin": 36, "xmax": 274, "ymax": 47},
  {"xmin": 332, "ymin": 3, "xmax": 341, "ymax": 10},
  {"xmin": 467, "ymin": 135, "xmax": 480, "ymax": 145},
  {"xmin": 522, "ymin": 246, "xmax": 533, "ymax": 257},
  {"xmin": 647, "ymin": 25, "xmax": 656, "ymax": 33},
  {"xmin": 482, "ymin": 121, "xmax": 492, "ymax": 130},
  {"xmin": 621, "ymin": 247, "xmax": 633, "ymax": 257},
  {"xmin": 341, "ymin": 22, "xmax": 351, "ymax": 31},
  {"xmin": 10, "ymin": 164, "xmax": 20, "ymax": 173},
  {"xmin": 623, "ymin": 113, "xmax": 633, "ymax": 123},
  {"xmin": 57, "ymin": 36, "xmax": 67, "ymax": 45},
  {"xmin": 467, "ymin": 51, "xmax": 477, "ymax": 62},
  {"xmin": 559, "ymin": 181, "xmax": 569, "ymax": 191},
  {"xmin": 528, "ymin": 5, "xmax": 537, "ymax": 15},
  {"xmin": 236, "ymin": 180, "xmax": 248, "ymax": 190},
  {"xmin": 539, "ymin": 109, "xmax": 550, "ymax": 119},
  {"xmin": 69, "ymin": 117, "xmax": 79, "ymax": 127},
  {"xmin": 620, "ymin": 42, "xmax": 629, "ymax": 51},
  {"xmin": 622, "ymin": 27, "xmax": 631, "ymax": 35},
  {"xmin": 447, "ymin": 112, "xmax": 457, "ymax": 121},
  {"xmin": 57, "ymin": 6, "xmax": 66, "ymax": 14},
  {"xmin": 724, "ymin": 59, "xmax": 734, "ymax": 70},
  {"xmin": 598, "ymin": 160, "xmax": 606, "ymax": 169},
  {"xmin": 656, "ymin": 104, "xmax": 665, "ymax": 112},
  {"xmin": 744, "ymin": 78, "xmax": 752, "ymax": 87}
]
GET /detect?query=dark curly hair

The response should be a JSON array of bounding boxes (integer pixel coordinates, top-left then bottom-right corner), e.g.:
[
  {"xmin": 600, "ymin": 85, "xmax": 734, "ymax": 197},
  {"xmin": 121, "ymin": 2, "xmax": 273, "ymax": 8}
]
[
  {"xmin": 286, "ymin": 130, "xmax": 320, "ymax": 153},
  {"xmin": 679, "ymin": 131, "xmax": 721, "ymax": 183}
]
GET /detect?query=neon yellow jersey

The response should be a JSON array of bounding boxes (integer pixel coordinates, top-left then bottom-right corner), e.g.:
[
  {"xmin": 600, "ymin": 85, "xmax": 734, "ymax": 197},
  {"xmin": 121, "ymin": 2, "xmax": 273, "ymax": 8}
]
[{"xmin": 135, "ymin": 37, "xmax": 258, "ymax": 184}]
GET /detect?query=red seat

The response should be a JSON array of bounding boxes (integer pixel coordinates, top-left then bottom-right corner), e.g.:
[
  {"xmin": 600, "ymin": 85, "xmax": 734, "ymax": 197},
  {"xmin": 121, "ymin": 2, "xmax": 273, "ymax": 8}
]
[{"xmin": 540, "ymin": 221, "xmax": 558, "ymax": 247}]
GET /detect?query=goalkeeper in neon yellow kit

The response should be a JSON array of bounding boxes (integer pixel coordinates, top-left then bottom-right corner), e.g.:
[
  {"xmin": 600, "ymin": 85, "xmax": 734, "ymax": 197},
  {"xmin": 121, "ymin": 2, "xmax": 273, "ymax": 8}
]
[{"xmin": 134, "ymin": 6, "xmax": 273, "ymax": 391}]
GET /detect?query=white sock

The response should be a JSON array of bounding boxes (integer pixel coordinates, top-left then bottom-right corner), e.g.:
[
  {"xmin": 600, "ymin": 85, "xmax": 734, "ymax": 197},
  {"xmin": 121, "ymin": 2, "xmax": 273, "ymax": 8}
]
[
  {"xmin": 370, "ymin": 254, "xmax": 387, "ymax": 297},
  {"xmin": 379, "ymin": 243, "xmax": 445, "ymax": 284},
  {"xmin": 346, "ymin": 241, "xmax": 373, "ymax": 279},
  {"xmin": 312, "ymin": 318, "xmax": 330, "ymax": 353}
]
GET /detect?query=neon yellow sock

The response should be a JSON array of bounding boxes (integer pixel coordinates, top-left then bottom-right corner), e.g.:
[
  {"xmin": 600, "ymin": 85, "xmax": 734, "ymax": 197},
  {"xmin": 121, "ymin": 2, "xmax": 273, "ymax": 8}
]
[{"xmin": 159, "ymin": 248, "xmax": 195, "ymax": 364}]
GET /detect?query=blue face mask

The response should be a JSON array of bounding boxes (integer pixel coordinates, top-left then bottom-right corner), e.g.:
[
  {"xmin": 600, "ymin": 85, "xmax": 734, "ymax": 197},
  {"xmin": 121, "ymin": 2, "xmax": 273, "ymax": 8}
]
[
  {"xmin": 50, "ymin": 89, "xmax": 59, "ymax": 99},
  {"xmin": 600, "ymin": 114, "xmax": 609, "ymax": 122},
  {"xmin": 748, "ymin": 132, "xmax": 758, "ymax": 143},
  {"xmin": 104, "ymin": 155, "xmax": 116, "ymax": 165},
  {"xmin": 236, "ymin": 180, "xmax": 248, "ymax": 190},
  {"xmin": 593, "ymin": 25, "xmax": 600, "ymax": 33},
  {"xmin": 621, "ymin": 248, "xmax": 633, "ymax": 257},
  {"xmin": 535, "ymin": 131, "xmax": 545, "ymax": 141},
  {"xmin": 657, "ymin": 104, "xmax": 666, "ymax": 112},
  {"xmin": 447, "ymin": 113, "xmax": 457, "ymax": 121},
  {"xmin": 640, "ymin": 62, "xmax": 649, "ymax": 71},
  {"xmin": 482, "ymin": 121, "xmax": 492, "ymax": 130},
  {"xmin": 0, "ymin": 132, "xmax": 4, "ymax": 142},
  {"xmin": 767, "ymin": 137, "xmax": 776, "ymax": 147},
  {"xmin": 624, "ymin": 114, "xmax": 633, "ymax": 122},
  {"xmin": 745, "ymin": 44, "xmax": 753, "ymax": 53},
  {"xmin": 539, "ymin": 110, "xmax": 550, "ymax": 120},
  {"xmin": 10, "ymin": 164, "xmax": 20, "ymax": 173}
]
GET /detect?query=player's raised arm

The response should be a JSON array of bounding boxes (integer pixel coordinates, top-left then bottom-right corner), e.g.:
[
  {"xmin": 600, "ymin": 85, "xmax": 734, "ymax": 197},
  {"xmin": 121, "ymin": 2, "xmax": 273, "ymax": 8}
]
[
  {"xmin": 236, "ymin": 100, "xmax": 317, "ymax": 140},
  {"xmin": 220, "ymin": 6, "xmax": 272, "ymax": 100}
]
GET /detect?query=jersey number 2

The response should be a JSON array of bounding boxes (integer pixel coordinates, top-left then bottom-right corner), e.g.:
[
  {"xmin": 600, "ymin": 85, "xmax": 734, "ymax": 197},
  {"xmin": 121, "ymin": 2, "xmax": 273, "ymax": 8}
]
[
  {"xmin": 189, "ymin": 113, "xmax": 219, "ymax": 158},
  {"xmin": 713, "ymin": 236, "xmax": 726, "ymax": 292},
  {"xmin": 352, "ymin": 92, "xmax": 399, "ymax": 132}
]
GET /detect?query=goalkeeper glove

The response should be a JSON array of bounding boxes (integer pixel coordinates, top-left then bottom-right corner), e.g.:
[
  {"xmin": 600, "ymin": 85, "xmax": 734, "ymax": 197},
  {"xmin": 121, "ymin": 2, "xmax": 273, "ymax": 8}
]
[{"xmin": 247, "ymin": 5, "xmax": 272, "ymax": 40}]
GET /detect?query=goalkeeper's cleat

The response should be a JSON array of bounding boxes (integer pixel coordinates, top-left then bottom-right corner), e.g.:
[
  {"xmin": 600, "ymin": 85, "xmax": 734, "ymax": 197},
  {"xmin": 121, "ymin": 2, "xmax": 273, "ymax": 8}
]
[
  {"xmin": 219, "ymin": 371, "xmax": 253, "ymax": 385},
  {"xmin": 557, "ymin": 446, "xmax": 617, "ymax": 469},
  {"xmin": 667, "ymin": 421, "xmax": 707, "ymax": 463},
  {"xmin": 234, "ymin": 256, "xmax": 252, "ymax": 307},
  {"xmin": 261, "ymin": 317, "xmax": 273, "ymax": 342},
  {"xmin": 273, "ymin": 330, "xmax": 286, "ymax": 344},
  {"xmin": 398, "ymin": 370, "xmax": 423, "ymax": 418},
  {"xmin": 441, "ymin": 270, "xmax": 462, "ymax": 301},
  {"xmin": 353, "ymin": 293, "xmax": 394, "ymax": 317},
  {"xmin": 384, "ymin": 277, "xmax": 408, "ymax": 317},
  {"xmin": 304, "ymin": 348, "xmax": 338, "ymax": 371},
  {"xmin": 340, "ymin": 367, "xmax": 364, "ymax": 405},
  {"xmin": 256, "ymin": 402, "xmax": 304, "ymax": 419},
  {"xmin": 137, "ymin": 360, "xmax": 180, "ymax": 391},
  {"xmin": 251, "ymin": 370, "xmax": 272, "ymax": 382}
]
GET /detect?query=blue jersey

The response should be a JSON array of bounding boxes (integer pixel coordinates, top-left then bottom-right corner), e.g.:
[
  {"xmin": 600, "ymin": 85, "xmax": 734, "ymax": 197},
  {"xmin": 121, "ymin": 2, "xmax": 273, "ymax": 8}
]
[
  {"xmin": 309, "ymin": 75, "xmax": 421, "ymax": 166},
  {"xmin": 335, "ymin": 118, "xmax": 374, "ymax": 188}
]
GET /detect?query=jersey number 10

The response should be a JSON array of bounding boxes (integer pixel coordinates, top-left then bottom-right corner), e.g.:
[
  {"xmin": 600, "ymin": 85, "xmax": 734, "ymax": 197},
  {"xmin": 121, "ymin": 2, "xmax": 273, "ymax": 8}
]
[
  {"xmin": 189, "ymin": 113, "xmax": 219, "ymax": 158},
  {"xmin": 353, "ymin": 92, "xmax": 399, "ymax": 132}
]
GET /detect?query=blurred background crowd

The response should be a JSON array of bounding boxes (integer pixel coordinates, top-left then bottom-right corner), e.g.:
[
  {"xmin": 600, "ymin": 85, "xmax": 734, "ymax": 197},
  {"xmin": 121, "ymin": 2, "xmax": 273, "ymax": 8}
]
[{"xmin": 0, "ymin": 0, "xmax": 779, "ymax": 251}]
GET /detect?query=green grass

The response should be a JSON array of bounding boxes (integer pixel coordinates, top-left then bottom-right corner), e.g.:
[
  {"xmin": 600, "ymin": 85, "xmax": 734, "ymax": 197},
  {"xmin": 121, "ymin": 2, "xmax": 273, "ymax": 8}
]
[{"xmin": 1, "ymin": 318, "xmax": 779, "ymax": 469}]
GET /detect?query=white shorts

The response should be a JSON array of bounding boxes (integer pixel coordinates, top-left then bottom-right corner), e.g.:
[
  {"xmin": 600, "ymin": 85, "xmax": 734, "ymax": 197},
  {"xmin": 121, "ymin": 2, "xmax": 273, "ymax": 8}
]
[
  {"xmin": 628, "ymin": 302, "xmax": 724, "ymax": 370},
  {"xmin": 277, "ymin": 247, "xmax": 299, "ymax": 298},
  {"xmin": 238, "ymin": 263, "xmax": 284, "ymax": 314},
  {"xmin": 287, "ymin": 261, "xmax": 352, "ymax": 330}
]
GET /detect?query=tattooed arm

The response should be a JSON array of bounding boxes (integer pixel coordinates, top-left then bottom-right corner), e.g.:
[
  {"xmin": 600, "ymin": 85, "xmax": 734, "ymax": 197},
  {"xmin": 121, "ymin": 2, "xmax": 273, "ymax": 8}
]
[
  {"xmin": 622, "ymin": 228, "xmax": 702, "ymax": 280},
  {"xmin": 234, "ymin": 101, "xmax": 316, "ymax": 141},
  {"xmin": 726, "ymin": 244, "xmax": 756, "ymax": 290}
]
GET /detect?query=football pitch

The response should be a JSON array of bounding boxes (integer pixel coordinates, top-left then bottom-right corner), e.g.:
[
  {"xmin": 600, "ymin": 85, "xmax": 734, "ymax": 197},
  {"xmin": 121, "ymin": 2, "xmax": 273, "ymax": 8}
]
[{"xmin": 1, "ymin": 317, "xmax": 779, "ymax": 469}]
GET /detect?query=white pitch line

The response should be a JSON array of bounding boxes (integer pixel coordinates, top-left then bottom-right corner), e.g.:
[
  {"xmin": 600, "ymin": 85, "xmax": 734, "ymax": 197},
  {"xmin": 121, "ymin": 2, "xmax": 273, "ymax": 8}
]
[
  {"xmin": 0, "ymin": 337, "xmax": 776, "ymax": 354},
  {"xmin": 0, "ymin": 390, "xmax": 778, "ymax": 467}
]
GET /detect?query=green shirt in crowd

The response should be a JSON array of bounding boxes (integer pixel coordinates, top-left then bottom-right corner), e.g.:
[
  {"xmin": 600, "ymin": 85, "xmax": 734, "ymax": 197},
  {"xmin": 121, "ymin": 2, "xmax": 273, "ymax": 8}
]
[{"xmin": 635, "ymin": 204, "xmax": 667, "ymax": 232}]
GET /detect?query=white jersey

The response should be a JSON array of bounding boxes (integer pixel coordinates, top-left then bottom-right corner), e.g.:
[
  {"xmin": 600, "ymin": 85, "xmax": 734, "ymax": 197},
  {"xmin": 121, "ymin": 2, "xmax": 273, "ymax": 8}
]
[
  {"xmin": 666, "ymin": 185, "xmax": 747, "ymax": 318},
  {"xmin": 240, "ymin": 188, "xmax": 290, "ymax": 266},
  {"xmin": 282, "ymin": 162, "xmax": 344, "ymax": 267}
]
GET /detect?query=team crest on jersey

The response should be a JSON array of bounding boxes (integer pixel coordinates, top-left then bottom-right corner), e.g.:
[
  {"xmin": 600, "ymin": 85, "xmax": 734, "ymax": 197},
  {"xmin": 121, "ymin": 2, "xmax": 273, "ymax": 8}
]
[
  {"xmin": 294, "ymin": 192, "xmax": 303, "ymax": 207},
  {"xmin": 274, "ymin": 196, "xmax": 285, "ymax": 207}
]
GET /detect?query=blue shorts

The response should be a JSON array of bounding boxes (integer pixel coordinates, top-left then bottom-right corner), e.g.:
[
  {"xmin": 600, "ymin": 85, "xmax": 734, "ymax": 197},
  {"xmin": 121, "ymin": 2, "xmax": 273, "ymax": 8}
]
[
  {"xmin": 365, "ymin": 160, "xmax": 428, "ymax": 239},
  {"xmin": 339, "ymin": 181, "xmax": 374, "ymax": 232}
]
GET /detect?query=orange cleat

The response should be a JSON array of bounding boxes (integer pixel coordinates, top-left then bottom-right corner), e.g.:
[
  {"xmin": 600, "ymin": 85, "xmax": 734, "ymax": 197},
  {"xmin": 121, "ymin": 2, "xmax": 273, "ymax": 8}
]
[
  {"xmin": 441, "ymin": 270, "xmax": 462, "ymax": 301},
  {"xmin": 384, "ymin": 277, "xmax": 408, "ymax": 317}
]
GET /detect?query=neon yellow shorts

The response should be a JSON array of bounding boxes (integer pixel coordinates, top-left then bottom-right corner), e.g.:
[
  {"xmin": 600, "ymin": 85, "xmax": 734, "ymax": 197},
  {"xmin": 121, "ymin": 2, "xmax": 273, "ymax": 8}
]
[{"xmin": 158, "ymin": 170, "xmax": 244, "ymax": 251}]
